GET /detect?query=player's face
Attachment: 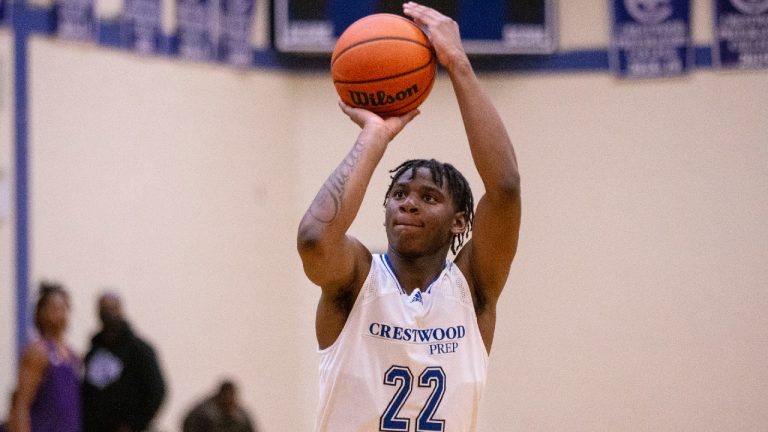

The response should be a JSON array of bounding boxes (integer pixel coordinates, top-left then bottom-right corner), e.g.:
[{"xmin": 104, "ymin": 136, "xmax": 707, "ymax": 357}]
[
  {"xmin": 39, "ymin": 293, "xmax": 70, "ymax": 335},
  {"xmin": 98, "ymin": 295, "xmax": 124, "ymax": 326},
  {"xmin": 384, "ymin": 167, "xmax": 465, "ymax": 256}
]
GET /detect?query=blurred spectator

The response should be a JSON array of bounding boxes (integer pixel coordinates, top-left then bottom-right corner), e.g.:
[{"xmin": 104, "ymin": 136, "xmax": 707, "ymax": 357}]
[
  {"xmin": 9, "ymin": 281, "xmax": 81, "ymax": 432},
  {"xmin": 182, "ymin": 380, "xmax": 258, "ymax": 432},
  {"xmin": 82, "ymin": 291, "xmax": 166, "ymax": 432}
]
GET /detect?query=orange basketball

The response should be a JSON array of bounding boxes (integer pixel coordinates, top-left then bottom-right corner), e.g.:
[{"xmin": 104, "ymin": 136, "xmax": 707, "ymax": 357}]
[{"xmin": 331, "ymin": 14, "xmax": 436, "ymax": 118}]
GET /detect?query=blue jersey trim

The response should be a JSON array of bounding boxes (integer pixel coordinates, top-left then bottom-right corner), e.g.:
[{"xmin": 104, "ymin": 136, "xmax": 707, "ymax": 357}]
[
  {"xmin": 381, "ymin": 254, "xmax": 447, "ymax": 295},
  {"xmin": 381, "ymin": 254, "xmax": 406, "ymax": 294}
]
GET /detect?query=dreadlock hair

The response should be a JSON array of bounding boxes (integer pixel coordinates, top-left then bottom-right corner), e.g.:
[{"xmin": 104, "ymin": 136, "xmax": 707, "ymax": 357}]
[
  {"xmin": 35, "ymin": 280, "xmax": 70, "ymax": 332},
  {"xmin": 384, "ymin": 159, "xmax": 474, "ymax": 255}
]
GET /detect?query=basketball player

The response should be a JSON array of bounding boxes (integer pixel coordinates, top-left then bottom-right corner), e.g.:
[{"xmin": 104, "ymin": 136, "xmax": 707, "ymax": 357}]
[{"xmin": 297, "ymin": 2, "xmax": 521, "ymax": 431}]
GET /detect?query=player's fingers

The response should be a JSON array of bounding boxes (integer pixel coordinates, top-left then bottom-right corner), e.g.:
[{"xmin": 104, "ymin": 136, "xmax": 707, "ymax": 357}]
[
  {"xmin": 402, "ymin": 2, "xmax": 444, "ymax": 26},
  {"xmin": 339, "ymin": 100, "xmax": 366, "ymax": 116},
  {"xmin": 338, "ymin": 100, "xmax": 352, "ymax": 114},
  {"xmin": 408, "ymin": 109, "xmax": 421, "ymax": 123},
  {"xmin": 338, "ymin": 100, "xmax": 363, "ymax": 124},
  {"xmin": 400, "ymin": 108, "xmax": 420, "ymax": 125},
  {"xmin": 404, "ymin": 109, "xmax": 421, "ymax": 124},
  {"xmin": 404, "ymin": 2, "xmax": 458, "ymax": 42},
  {"xmin": 405, "ymin": 2, "xmax": 451, "ymax": 21},
  {"xmin": 383, "ymin": 109, "xmax": 420, "ymax": 138}
]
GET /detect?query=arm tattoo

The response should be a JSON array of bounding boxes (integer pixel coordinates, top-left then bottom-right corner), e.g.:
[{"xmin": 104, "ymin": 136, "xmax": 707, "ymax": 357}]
[{"xmin": 309, "ymin": 140, "xmax": 365, "ymax": 223}]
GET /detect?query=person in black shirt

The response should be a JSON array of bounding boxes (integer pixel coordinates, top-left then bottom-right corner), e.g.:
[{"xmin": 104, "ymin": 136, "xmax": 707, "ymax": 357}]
[
  {"xmin": 182, "ymin": 380, "xmax": 258, "ymax": 432},
  {"xmin": 82, "ymin": 292, "xmax": 166, "ymax": 432}
]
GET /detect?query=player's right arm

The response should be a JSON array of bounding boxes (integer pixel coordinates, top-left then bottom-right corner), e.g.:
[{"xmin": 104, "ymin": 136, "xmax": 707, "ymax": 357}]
[
  {"xmin": 9, "ymin": 342, "xmax": 48, "ymax": 432},
  {"xmin": 297, "ymin": 103, "xmax": 417, "ymax": 288},
  {"xmin": 297, "ymin": 104, "xmax": 419, "ymax": 313}
]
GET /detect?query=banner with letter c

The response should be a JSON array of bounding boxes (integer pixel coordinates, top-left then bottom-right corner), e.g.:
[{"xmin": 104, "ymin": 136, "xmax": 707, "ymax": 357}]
[
  {"xmin": 610, "ymin": 0, "xmax": 692, "ymax": 78},
  {"xmin": 714, "ymin": 0, "xmax": 768, "ymax": 69}
]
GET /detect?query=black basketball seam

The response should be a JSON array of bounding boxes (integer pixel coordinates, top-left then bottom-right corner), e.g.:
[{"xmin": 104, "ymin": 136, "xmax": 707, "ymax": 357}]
[
  {"xmin": 331, "ymin": 37, "xmax": 433, "ymax": 67},
  {"xmin": 353, "ymin": 13, "xmax": 419, "ymax": 29},
  {"xmin": 333, "ymin": 55, "xmax": 436, "ymax": 85}
]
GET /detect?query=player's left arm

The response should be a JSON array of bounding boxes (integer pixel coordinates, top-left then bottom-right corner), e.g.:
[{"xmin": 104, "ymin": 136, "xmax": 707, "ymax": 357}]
[{"xmin": 405, "ymin": 2, "xmax": 521, "ymax": 304}]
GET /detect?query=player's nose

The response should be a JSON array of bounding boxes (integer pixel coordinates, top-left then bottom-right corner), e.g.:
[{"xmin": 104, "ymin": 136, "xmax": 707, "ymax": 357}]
[{"xmin": 399, "ymin": 195, "xmax": 419, "ymax": 213}]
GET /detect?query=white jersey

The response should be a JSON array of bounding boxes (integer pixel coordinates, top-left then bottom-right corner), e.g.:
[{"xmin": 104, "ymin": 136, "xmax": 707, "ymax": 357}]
[{"xmin": 316, "ymin": 254, "xmax": 489, "ymax": 432}]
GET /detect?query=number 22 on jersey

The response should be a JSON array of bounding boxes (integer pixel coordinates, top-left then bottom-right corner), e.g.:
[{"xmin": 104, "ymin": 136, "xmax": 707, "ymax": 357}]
[{"xmin": 380, "ymin": 365, "xmax": 446, "ymax": 432}]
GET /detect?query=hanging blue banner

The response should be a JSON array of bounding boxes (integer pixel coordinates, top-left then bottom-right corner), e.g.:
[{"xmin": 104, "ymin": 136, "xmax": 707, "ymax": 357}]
[
  {"xmin": 0, "ymin": 0, "xmax": 7, "ymax": 25},
  {"xmin": 610, "ymin": 0, "xmax": 692, "ymax": 78},
  {"xmin": 714, "ymin": 0, "xmax": 768, "ymax": 69},
  {"xmin": 56, "ymin": 0, "xmax": 97, "ymax": 41},
  {"xmin": 218, "ymin": 0, "xmax": 255, "ymax": 66},
  {"xmin": 122, "ymin": 0, "xmax": 163, "ymax": 54},
  {"xmin": 274, "ymin": 0, "xmax": 555, "ymax": 54},
  {"xmin": 177, "ymin": 0, "xmax": 217, "ymax": 61}
]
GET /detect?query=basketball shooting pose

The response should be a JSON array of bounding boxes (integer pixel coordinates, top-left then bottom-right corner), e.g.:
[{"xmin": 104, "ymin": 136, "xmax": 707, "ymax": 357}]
[{"xmin": 297, "ymin": 3, "xmax": 521, "ymax": 431}]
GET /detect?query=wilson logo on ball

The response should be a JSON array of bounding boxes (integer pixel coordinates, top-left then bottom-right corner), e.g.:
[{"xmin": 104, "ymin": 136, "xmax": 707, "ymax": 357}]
[
  {"xmin": 348, "ymin": 84, "xmax": 420, "ymax": 107},
  {"xmin": 331, "ymin": 13, "xmax": 436, "ymax": 118}
]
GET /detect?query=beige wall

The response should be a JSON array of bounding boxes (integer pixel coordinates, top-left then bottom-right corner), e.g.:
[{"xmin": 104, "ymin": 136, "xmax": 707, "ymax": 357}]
[
  {"xmin": 1, "ymin": 0, "xmax": 767, "ymax": 430},
  {"xmin": 468, "ymin": 71, "xmax": 768, "ymax": 431}
]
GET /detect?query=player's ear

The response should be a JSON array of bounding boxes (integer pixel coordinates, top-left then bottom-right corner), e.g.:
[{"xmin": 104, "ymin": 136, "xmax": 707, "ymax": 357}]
[{"xmin": 450, "ymin": 211, "xmax": 468, "ymax": 235}]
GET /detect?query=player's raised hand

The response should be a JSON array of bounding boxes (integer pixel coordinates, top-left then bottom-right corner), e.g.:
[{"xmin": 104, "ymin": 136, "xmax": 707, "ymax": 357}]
[
  {"xmin": 338, "ymin": 101, "xmax": 420, "ymax": 142},
  {"xmin": 403, "ymin": 2, "xmax": 468, "ymax": 71}
]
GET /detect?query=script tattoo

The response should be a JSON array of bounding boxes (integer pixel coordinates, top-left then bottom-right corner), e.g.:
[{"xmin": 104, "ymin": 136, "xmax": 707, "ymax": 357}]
[{"xmin": 309, "ymin": 140, "xmax": 365, "ymax": 223}]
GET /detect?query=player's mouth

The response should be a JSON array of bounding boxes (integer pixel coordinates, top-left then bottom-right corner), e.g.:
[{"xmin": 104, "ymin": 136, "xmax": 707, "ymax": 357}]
[{"xmin": 394, "ymin": 220, "xmax": 423, "ymax": 228}]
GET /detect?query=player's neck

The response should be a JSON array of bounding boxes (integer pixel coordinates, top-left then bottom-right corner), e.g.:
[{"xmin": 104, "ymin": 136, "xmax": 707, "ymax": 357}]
[
  {"xmin": 41, "ymin": 330, "xmax": 65, "ymax": 343},
  {"xmin": 385, "ymin": 249, "xmax": 448, "ymax": 294}
]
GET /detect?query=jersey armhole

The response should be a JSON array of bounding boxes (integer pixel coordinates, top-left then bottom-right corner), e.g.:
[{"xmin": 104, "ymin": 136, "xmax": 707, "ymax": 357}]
[
  {"xmin": 317, "ymin": 255, "xmax": 379, "ymax": 355},
  {"xmin": 451, "ymin": 265, "xmax": 491, "ymax": 362}
]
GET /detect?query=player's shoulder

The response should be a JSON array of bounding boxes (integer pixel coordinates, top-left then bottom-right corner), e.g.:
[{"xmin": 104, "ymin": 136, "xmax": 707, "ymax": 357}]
[{"xmin": 22, "ymin": 339, "xmax": 50, "ymax": 367}]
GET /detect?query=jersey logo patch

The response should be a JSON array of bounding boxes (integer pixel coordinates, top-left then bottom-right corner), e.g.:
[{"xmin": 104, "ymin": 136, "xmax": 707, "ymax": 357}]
[
  {"xmin": 410, "ymin": 291, "xmax": 423, "ymax": 304},
  {"xmin": 86, "ymin": 348, "xmax": 124, "ymax": 389}
]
